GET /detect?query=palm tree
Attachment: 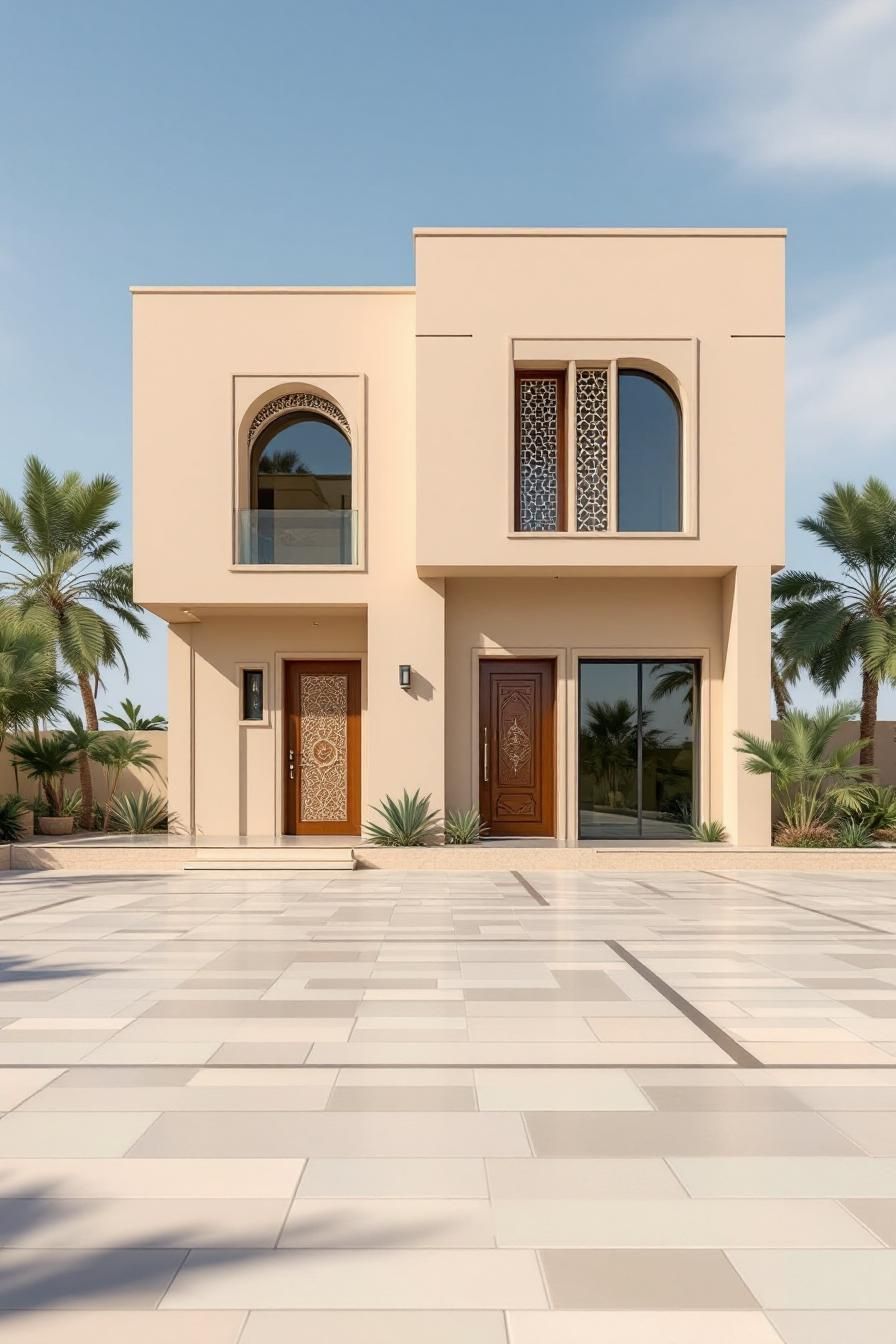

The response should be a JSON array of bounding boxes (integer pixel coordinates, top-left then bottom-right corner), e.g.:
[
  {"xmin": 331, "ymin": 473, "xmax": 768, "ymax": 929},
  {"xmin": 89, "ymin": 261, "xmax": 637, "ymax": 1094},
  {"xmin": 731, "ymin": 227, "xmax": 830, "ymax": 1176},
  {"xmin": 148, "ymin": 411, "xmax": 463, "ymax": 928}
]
[
  {"xmin": 735, "ymin": 701, "xmax": 870, "ymax": 837},
  {"xmin": 648, "ymin": 662, "xmax": 695, "ymax": 724},
  {"xmin": 0, "ymin": 608, "xmax": 60, "ymax": 757},
  {"xmin": 0, "ymin": 457, "xmax": 149, "ymax": 827},
  {"xmin": 771, "ymin": 626, "xmax": 803, "ymax": 721},
  {"xmin": 772, "ymin": 477, "xmax": 896, "ymax": 767},
  {"xmin": 101, "ymin": 698, "xmax": 167, "ymax": 731},
  {"xmin": 8, "ymin": 731, "xmax": 79, "ymax": 816}
]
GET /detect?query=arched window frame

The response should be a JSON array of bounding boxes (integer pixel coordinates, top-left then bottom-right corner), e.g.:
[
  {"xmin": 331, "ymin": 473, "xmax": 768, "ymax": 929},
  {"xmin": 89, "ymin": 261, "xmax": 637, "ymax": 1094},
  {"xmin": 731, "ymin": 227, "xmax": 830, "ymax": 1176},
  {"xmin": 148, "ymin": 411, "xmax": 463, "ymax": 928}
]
[
  {"xmin": 235, "ymin": 383, "xmax": 363, "ymax": 569},
  {"xmin": 512, "ymin": 357, "xmax": 687, "ymax": 536}
]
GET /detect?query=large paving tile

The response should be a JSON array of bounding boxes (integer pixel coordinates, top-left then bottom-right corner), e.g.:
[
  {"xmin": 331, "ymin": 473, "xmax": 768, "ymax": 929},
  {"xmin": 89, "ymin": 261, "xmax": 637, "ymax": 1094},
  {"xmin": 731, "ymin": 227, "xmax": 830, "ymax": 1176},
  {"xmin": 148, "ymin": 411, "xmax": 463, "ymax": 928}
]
[
  {"xmin": 506, "ymin": 1310, "xmax": 783, "ymax": 1342},
  {"xmin": 818, "ymin": 1110, "xmax": 896, "ymax": 1155},
  {"xmin": 769, "ymin": 1310, "xmax": 896, "ymax": 1343},
  {"xmin": 474, "ymin": 1068, "xmax": 651, "ymax": 1111},
  {"xmin": 297, "ymin": 1157, "xmax": 487, "ymax": 1198},
  {"xmin": 161, "ymin": 1247, "xmax": 548, "ymax": 1308},
  {"xmin": 0, "ymin": 1311, "xmax": 246, "ymax": 1342},
  {"xmin": 729, "ymin": 1248, "xmax": 896, "ymax": 1308},
  {"xmin": 486, "ymin": 1157, "xmax": 687, "ymax": 1200},
  {"xmin": 840, "ymin": 1199, "xmax": 896, "ymax": 1246},
  {"xmin": 670, "ymin": 1156, "xmax": 896, "ymax": 1198},
  {"xmin": 0, "ymin": 1070, "xmax": 65, "ymax": 1109},
  {"xmin": 539, "ymin": 1248, "xmax": 757, "ymax": 1308},
  {"xmin": 642, "ymin": 1086, "xmax": 809, "ymax": 1112},
  {"xmin": 240, "ymin": 1311, "xmax": 506, "ymax": 1342},
  {"xmin": 129, "ymin": 1111, "xmax": 530, "ymax": 1157},
  {"xmin": 0, "ymin": 1157, "xmax": 306, "ymax": 1199},
  {"xmin": 494, "ymin": 1197, "xmax": 876, "ymax": 1247},
  {"xmin": 525, "ymin": 1110, "xmax": 860, "ymax": 1157},
  {"xmin": 0, "ymin": 1247, "xmax": 186, "ymax": 1308},
  {"xmin": 0, "ymin": 1111, "xmax": 158, "ymax": 1157},
  {"xmin": 326, "ymin": 1086, "xmax": 476, "ymax": 1111},
  {"xmin": 279, "ymin": 1198, "xmax": 494, "ymax": 1247},
  {"xmin": 0, "ymin": 1197, "xmax": 289, "ymax": 1248}
]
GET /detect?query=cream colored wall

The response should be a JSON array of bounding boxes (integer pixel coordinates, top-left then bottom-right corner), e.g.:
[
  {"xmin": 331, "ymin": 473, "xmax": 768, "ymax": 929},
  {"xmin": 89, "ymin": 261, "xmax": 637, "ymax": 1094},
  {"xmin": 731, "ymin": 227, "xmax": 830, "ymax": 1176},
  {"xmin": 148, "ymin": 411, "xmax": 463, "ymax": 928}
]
[
  {"xmin": 444, "ymin": 576, "xmax": 726, "ymax": 839},
  {"xmin": 0, "ymin": 732, "xmax": 168, "ymax": 808},
  {"xmin": 415, "ymin": 229, "xmax": 785, "ymax": 574}
]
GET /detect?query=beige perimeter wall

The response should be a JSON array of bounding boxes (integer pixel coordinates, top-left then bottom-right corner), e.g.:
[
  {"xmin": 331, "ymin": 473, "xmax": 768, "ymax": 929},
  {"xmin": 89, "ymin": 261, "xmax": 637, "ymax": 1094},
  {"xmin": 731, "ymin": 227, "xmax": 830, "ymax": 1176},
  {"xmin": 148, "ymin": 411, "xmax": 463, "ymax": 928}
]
[{"xmin": 0, "ymin": 732, "xmax": 168, "ymax": 807}]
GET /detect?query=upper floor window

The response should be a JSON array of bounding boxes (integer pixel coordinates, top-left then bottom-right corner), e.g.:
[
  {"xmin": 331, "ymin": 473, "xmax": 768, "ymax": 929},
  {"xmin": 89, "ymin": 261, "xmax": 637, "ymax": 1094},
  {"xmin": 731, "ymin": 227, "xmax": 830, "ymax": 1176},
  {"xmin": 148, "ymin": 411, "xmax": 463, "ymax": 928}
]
[
  {"xmin": 514, "ymin": 364, "xmax": 681, "ymax": 535},
  {"xmin": 241, "ymin": 392, "xmax": 356, "ymax": 565},
  {"xmin": 617, "ymin": 371, "xmax": 681, "ymax": 532}
]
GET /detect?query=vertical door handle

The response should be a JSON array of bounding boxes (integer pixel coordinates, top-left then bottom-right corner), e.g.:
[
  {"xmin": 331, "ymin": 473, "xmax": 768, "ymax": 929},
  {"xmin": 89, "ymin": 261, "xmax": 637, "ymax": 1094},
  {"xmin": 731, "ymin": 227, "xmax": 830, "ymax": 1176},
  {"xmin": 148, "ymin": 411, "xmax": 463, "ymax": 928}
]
[
  {"xmin": 482, "ymin": 726, "xmax": 489, "ymax": 782},
  {"xmin": 288, "ymin": 747, "xmax": 295, "ymax": 781}
]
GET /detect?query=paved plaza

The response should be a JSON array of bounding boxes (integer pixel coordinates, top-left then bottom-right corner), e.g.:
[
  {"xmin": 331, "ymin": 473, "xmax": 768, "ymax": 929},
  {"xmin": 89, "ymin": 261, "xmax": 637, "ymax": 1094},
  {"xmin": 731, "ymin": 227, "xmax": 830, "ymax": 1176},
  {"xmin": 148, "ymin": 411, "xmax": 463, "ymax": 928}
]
[{"xmin": 0, "ymin": 867, "xmax": 896, "ymax": 1338}]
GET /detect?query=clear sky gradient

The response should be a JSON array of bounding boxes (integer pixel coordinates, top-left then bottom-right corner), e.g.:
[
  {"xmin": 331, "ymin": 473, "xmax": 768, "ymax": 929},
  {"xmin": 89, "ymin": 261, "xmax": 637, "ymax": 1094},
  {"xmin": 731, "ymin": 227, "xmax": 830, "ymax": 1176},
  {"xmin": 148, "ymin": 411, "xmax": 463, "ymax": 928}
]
[{"xmin": 1, "ymin": 0, "xmax": 894, "ymax": 716}]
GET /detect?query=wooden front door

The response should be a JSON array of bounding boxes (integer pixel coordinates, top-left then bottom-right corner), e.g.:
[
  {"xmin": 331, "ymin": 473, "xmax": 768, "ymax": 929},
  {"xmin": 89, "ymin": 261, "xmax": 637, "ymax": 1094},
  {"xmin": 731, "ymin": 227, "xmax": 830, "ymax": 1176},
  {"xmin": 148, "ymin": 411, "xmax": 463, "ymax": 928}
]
[
  {"xmin": 479, "ymin": 659, "xmax": 556, "ymax": 837},
  {"xmin": 285, "ymin": 661, "xmax": 361, "ymax": 835}
]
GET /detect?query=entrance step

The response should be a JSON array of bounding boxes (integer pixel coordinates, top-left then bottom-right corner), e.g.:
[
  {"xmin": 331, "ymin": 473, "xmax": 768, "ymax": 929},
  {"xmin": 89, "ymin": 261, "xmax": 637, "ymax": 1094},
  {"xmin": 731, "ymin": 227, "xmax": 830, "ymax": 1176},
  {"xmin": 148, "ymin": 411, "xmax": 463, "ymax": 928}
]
[{"xmin": 183, "ymin": 846, "xmax": 357, "ymax": 872}]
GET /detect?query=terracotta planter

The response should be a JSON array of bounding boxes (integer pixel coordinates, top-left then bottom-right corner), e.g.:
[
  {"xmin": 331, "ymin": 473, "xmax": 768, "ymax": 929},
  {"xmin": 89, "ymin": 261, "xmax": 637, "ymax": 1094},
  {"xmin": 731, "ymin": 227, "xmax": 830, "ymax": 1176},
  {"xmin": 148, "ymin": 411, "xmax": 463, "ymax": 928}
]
[{"xmin": 38, "ymin": 816, "xmax": 75, "ymax": 836}]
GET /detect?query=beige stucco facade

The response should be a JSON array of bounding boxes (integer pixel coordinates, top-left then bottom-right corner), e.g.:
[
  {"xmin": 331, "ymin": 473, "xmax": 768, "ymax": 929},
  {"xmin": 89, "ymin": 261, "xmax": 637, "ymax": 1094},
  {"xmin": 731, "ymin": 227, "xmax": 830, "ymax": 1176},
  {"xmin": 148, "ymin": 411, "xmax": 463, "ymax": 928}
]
[{"xmin": 132, "ymin": 227, "xmax": 784, "ymax": 844}]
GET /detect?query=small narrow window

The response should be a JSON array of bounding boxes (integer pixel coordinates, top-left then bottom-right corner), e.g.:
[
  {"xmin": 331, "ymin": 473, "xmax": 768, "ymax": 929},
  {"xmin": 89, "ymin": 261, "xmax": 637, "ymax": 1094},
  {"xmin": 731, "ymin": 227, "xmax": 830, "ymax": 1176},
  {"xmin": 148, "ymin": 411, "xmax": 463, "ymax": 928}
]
[
  {"xmin": 515, "ymin": 370, "xmax": 566, "ymax": 531},
  {"xmin": 241, "ymin": 668, "xmax": 264, "ymax": 722}
]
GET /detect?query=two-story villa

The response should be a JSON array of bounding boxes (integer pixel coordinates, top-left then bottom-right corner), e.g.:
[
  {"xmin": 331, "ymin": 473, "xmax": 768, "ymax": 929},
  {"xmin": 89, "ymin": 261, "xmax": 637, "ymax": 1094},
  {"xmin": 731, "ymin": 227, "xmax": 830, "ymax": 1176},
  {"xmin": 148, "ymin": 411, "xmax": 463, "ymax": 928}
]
[{"xmin": 132, "ymin": 227, "xmax": 784, "ymax": 846}]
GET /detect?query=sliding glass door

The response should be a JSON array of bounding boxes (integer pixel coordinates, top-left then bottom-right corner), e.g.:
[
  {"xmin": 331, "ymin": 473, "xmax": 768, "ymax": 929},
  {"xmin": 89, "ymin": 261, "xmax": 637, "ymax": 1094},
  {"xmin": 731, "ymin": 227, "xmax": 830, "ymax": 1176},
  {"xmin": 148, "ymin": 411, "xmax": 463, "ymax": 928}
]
[{"xmin": 578, "ymin": 660, "xmax": 698, "ymax": 840}]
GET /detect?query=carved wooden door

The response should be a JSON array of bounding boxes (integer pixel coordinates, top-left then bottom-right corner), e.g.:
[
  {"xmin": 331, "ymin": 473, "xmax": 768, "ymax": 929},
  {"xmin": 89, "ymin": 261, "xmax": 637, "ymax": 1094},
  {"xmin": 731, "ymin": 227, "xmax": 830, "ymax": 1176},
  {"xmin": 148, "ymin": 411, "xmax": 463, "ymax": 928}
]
[
  {"xmin": 478, "ymin": 660, "xmax": 555, "ymax": 837},
  {"xmin": 285, "ymin": 661, "xmax": 361, "ymax": 835}
]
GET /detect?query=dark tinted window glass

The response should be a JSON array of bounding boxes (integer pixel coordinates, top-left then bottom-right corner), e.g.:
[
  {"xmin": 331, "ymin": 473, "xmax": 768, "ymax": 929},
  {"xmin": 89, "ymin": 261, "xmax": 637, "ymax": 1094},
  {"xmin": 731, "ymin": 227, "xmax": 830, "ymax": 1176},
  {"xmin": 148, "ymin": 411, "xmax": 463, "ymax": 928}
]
[
  {"xmin": 578, "ymin": 660, "xmax": 698, "ymax": 839},
  {"xmin": 578, "ymin": 662, "xmax": 639, "ymax": 839},
  {"xmin": 617, "ymin": 371, "xmax": 681, "ymax": 532},
  {"xmin": 254, "ymin": 414, "xmax": 351, "ymax": 513},
  {"xmin": 242, "ymin": 669, "xmax": 264, "ymax": 721},
  {"xmin": 641, "ymin": 661, "xmax": 695, "ymax": 837}
]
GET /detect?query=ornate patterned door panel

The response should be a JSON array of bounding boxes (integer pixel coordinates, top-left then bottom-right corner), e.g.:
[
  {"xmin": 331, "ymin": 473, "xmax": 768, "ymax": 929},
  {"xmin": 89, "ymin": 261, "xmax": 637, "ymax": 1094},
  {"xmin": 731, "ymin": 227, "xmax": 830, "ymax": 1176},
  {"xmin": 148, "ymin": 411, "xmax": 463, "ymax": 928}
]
[
  {"xmin": 479, "ymin": 660, "xmax": 556, "ymax": 837},
  {"xmin": 285, "ymin": 661, "xmax": 361, "ymax": 835}
]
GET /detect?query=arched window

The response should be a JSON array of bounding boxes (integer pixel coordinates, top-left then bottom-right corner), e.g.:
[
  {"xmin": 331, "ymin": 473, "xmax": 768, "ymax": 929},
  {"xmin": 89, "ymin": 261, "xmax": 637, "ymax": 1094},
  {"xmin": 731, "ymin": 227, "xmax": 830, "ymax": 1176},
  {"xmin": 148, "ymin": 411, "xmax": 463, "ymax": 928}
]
[
  {"xmin": 244, "ymin": 395, "xmax": 353, "ymax": 564},
  {"xmin": 617, "ymin": 371, "xmax": 681, "ymax": 532}
]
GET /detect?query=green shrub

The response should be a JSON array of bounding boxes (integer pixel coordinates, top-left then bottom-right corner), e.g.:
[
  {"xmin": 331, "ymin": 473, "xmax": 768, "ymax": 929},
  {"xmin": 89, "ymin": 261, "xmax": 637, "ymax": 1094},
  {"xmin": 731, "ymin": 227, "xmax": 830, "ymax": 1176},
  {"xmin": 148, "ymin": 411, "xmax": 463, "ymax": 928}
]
[
  {"xmin": 689, "ymin": 819, "xmax": 728, "ymax": 843},
  {"xmin": 363, "ymin": 789, "xmax": 441, "ymax": 847},
  {"xmin": 109, "ymin": 790, "xmax": 173, "ymax": 834},
  {"xmin": 774, "ymin": 821, "xmax": 838, "ymax": 848},
  {"xmin": 444, "ymin": 807, "xmax": 488, "ymax": 845},
  {"xmin": 0, "ymin": 796, "xmax": 26, "ymax": 843},
  {"xmin": 837, "ymin": 817, "xmax": 875, "ymax": 848}
]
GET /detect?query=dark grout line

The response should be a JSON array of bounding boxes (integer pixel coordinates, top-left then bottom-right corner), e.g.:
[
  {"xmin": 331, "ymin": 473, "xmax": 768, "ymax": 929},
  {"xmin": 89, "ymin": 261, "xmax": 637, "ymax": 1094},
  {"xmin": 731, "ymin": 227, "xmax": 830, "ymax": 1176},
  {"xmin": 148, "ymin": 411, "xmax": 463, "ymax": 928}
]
[
  {"xmin": 708, "ymin": 870, "xmax": 890, "ymax": 934},
  {"xmin": 605, "ymin": 938, "xmax": 763, "ymax": 1069},
  {"xmin": 510, "ymin": 871, "xmax": 550, "ymax": 906}
]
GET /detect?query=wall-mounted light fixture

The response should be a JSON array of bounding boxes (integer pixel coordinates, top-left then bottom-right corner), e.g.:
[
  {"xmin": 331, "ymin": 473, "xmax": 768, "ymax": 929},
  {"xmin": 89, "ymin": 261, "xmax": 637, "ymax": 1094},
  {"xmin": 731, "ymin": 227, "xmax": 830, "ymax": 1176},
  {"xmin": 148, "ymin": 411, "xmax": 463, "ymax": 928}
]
[{"xmin": 398, "ymin": 664, "xmax": 412, "ymax": 690}]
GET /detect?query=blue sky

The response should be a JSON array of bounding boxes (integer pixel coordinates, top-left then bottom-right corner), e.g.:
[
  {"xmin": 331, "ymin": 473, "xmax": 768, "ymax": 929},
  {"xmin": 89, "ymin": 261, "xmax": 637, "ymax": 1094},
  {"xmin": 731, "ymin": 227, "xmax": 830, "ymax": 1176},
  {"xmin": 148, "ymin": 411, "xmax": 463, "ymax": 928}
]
[{"xmin": 1, "ymin": 0, "xmax": 895, "ymax": 715}]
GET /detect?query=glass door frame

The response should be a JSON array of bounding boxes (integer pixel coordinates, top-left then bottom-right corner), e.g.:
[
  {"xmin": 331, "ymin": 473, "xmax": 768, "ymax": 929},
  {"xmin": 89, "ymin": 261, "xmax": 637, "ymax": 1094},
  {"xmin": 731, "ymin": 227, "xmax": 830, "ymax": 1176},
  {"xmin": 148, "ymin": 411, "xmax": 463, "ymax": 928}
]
[{"xmin": 576, "ymin": 656, "xmax": 701, "ymax": 840}]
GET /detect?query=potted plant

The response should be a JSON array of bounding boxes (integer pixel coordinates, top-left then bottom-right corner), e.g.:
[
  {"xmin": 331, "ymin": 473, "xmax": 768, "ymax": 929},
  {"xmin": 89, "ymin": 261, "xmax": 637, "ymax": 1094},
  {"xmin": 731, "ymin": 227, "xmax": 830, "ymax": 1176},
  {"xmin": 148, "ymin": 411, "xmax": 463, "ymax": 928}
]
[{"xmin": 8, "ymin": 732, "xmax": 79, "ymax": 835}]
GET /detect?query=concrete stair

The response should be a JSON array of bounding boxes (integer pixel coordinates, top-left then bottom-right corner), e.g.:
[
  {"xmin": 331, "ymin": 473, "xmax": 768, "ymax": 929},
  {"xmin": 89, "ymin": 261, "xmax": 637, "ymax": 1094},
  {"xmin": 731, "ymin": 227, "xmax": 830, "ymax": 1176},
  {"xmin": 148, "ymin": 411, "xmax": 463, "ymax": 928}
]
[{"xmin": 183, "ymin": 846, "xmax": 357, "ymax": 872}]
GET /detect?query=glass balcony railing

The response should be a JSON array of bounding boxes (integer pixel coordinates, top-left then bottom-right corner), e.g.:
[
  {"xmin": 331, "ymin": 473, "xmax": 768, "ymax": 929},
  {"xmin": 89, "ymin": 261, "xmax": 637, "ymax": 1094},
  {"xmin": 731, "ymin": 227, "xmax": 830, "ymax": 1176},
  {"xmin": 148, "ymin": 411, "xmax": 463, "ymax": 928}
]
[{"xmin": 237, "ymin": 509, "xmax": 358, "ymax": 566}]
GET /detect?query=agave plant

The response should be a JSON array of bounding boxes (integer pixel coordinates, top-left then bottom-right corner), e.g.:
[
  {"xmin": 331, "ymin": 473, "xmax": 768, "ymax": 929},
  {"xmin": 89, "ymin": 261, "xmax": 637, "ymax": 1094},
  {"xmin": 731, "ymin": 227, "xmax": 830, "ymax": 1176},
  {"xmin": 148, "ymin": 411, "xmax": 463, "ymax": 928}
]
[
  {"xmin": 444, "ymin": 807, "xmax": 488, "ymax": 845},
  {"xmin": 735, "ymin": 701, "xmax": 870, "ymax": 836},
  {"xmin": 689, "ymin": 819, "xmax": 729, "ymax": 843},
  {"xmin": 109, "ymin": 789, "xmax": 173, "ymax": 834},
  {"xmin": 837, "ymin": 816, "xmax": 875, "ymax": 849},
  {"xmin": 0, "ymin": 796, "xmax": 26, "ymax": 843},
  {"xmin": 363, "ymin": 789, "xmax": 441, "ymax": 847},
  {"xmin": 89, "ymin": 733, "xmax": 162, "ymax": 832}
]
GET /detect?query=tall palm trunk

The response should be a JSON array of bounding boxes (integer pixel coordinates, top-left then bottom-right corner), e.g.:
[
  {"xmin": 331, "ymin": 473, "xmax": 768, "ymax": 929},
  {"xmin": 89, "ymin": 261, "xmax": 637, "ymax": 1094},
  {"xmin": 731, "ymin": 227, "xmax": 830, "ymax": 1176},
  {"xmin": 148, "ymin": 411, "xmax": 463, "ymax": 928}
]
[
  {"xmin": 859, "ymin": 668, "xmax": 879, "ymax": 768},
  {"xmin": 76, "ymin": 672, "xmax": 98, "ymax": 829},
  {"xmin": 771, "ymin": 674, "xmax": 790, "ymax": 722}
]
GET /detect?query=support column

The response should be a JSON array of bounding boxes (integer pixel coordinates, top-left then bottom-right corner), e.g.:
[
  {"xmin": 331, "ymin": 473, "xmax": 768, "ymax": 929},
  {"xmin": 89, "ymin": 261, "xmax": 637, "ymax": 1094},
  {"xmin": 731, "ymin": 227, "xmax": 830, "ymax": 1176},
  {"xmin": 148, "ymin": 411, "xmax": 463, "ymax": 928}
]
[
  {"xmin": 167, "ymin": 623, "xmax": 195, "ymax": 834},
  {"xmin": 366, "ymin": 578, "xmax": 446, "ymax": 819},
  {"xmin": 721, "ymin": 565, "xmax": 772, "ymax": 846}
]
